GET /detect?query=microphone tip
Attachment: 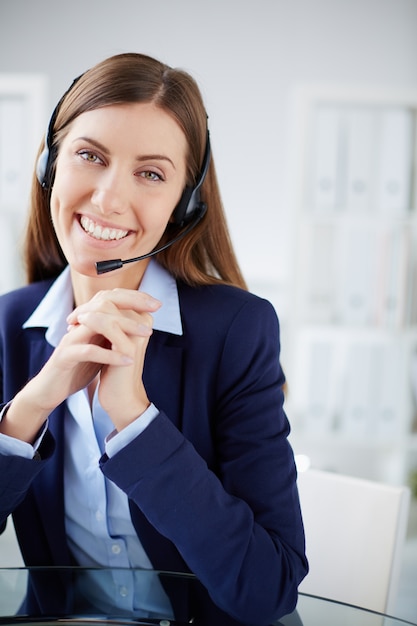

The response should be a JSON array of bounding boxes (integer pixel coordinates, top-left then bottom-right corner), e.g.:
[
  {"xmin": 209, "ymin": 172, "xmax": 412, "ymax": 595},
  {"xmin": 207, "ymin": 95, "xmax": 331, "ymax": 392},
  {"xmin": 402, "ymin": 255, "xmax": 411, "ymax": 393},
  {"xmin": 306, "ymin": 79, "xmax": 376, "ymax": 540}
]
[{"xmin": 95, "ymin": 259, "xmax": 123, "ymax": 274}]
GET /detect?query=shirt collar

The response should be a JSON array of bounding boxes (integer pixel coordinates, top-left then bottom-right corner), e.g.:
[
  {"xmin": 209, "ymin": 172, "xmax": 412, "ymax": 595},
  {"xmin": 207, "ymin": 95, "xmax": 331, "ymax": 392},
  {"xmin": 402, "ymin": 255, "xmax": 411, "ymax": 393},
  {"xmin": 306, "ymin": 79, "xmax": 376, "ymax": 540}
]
[{"xmin": 23, "ymin": 259, "xmax": 183, "ymax": 347}]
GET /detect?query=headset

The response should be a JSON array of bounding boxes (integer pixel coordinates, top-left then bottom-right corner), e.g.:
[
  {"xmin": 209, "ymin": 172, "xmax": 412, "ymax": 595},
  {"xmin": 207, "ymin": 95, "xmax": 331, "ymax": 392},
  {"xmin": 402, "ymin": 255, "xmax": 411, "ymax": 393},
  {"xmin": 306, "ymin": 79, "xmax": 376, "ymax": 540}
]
[{"xmin": 36, "ymin": 75, "xmax": 211, "ymax": 273}]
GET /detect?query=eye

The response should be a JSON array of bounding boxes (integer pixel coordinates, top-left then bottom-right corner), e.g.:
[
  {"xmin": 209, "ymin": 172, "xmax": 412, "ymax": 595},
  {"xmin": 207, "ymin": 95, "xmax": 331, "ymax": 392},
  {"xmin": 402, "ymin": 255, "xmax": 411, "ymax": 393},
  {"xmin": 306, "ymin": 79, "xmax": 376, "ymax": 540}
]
[
  {"xmin": 139, "ymin": 170, "xmax": 163, "ymax": 182},
  {"xmin": 77, "ymin": 150, "xmax": 104, "ymax": 164}
]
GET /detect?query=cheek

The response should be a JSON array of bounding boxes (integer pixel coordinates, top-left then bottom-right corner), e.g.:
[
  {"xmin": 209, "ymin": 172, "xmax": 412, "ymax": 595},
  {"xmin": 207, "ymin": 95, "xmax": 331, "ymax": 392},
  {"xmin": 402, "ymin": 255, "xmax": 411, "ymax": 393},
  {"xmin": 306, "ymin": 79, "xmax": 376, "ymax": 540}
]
[
  {"xmin": 52, "ymin": 158, "xmax": 86, "ymax": 208},
  {"xmin": 49, "ymin": 187, "xmax": 64, "ymax": 226},
  {"xmin": 137, "ymin": 194, "xmax": 181, "ymax": 231},
  {"xmin": 49, "ymin": 183, "xmax": 75, "ymax": 240},
  {"xmin": 50, "ymin": 169, "xmax": 82, "ymax": 216},
  {"xmin": 48, "ymin": 191, "xmax": 59, "ymax": 227},
  {"xmin": 143, "ymin": 212, "xmax": 174, "ymax": 237}
]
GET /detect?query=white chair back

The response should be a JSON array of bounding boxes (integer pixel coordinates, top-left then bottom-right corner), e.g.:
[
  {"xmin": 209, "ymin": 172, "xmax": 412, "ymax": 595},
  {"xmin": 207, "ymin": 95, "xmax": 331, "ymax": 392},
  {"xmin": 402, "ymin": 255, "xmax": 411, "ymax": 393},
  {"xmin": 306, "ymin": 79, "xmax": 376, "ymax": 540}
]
[
  {"xmin": 0, "ymin": 518, "xmax": 24, "ymax": 567},
  {"xmin": 297, "ymin": 468, "xmax": 410, "ymax": 614}
]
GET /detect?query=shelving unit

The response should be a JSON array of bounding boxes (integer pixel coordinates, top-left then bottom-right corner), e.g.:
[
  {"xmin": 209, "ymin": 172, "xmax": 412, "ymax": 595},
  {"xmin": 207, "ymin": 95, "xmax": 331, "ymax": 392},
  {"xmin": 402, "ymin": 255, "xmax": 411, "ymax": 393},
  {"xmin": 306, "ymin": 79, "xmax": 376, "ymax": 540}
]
[
  {"xmin": 0, "ymin": 74, "xmax": 47, "ymax": 293},
  {"xmin": 285, "ymin": 86, "xmax": 417, "ymax": 487}
]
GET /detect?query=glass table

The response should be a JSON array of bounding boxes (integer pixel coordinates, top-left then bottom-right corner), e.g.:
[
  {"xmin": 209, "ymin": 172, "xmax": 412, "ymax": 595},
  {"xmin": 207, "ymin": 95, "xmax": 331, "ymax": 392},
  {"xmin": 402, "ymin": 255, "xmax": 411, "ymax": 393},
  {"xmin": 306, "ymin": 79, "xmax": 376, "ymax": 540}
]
[{"xmin": 0, "ymin": 568, "xmax": 415, "ymax": 626}]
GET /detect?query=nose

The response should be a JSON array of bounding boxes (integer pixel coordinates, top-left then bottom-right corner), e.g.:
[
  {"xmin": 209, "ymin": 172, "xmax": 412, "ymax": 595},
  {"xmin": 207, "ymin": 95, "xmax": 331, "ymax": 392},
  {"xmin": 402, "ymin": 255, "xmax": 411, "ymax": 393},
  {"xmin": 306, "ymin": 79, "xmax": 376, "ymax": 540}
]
[{"xmin": 91, "ymin": 170, "xmax": 130, "ymax": 215}]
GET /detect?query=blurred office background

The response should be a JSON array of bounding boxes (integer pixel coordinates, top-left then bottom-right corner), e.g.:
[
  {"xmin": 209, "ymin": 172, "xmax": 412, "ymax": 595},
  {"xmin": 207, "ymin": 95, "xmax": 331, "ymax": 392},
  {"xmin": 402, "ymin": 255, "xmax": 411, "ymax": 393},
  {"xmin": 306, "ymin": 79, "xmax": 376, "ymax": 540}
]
[{"xmin": 0, "ymin": 0, "xmax": 416, "ymax": 619}]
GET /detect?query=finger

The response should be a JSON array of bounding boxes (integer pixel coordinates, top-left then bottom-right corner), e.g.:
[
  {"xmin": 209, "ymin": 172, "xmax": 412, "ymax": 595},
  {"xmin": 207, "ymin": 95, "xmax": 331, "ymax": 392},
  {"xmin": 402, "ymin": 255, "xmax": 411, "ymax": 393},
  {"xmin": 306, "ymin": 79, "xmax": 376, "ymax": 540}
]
[
  {"xmin": 107, "ymin": 288, "xmax": 161, "ymax": 311},
  {"xmin": 58, "ymin": 339, "xmax": 134, "ymax": 368},
  {"xmin": 67, "ymin": 289, "xmax": 161, "ymax": 325},
  {"xmin": 75, "ymin": 311, "xmax": 153, "ymax": 337},
  {"xmin": 73, "ymin": 311, "xmax": 152, "ymax": 356},
  {"xmin": 62, "ymin": 321, "xmax": 133, "ymax": 364}
]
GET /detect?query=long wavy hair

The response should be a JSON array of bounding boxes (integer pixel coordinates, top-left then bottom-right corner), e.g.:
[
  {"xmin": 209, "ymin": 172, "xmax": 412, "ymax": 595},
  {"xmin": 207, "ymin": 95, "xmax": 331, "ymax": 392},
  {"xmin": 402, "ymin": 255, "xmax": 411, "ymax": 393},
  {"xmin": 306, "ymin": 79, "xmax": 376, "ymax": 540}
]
[{"xmin": 24, "ymin": 52, "xmax": 247, "ymax": 289}]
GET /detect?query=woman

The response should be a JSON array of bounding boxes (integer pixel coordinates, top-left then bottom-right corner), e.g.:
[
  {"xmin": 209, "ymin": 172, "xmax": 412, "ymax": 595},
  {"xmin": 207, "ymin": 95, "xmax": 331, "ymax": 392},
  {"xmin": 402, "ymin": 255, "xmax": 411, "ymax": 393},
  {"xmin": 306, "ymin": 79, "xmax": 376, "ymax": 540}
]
[{"xmin": 0, "ymin": 52, "xmax": 307, "ymax": 625}]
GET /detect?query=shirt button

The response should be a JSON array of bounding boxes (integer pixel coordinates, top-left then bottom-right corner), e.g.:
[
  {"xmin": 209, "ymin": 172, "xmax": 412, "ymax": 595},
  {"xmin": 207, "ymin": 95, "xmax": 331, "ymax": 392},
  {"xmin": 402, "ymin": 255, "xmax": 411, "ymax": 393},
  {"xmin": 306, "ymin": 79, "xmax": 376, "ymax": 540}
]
[
  {"xmin": 95, "ymin": 511, "xmax": 104, "ymax": 521},
  {"xmin": 119, "ymin": 586, "xmax": 128, "ymax": 597},
  {"xmin": 112, "ymin": 544, "xmax": 121, "ymax": 554}
]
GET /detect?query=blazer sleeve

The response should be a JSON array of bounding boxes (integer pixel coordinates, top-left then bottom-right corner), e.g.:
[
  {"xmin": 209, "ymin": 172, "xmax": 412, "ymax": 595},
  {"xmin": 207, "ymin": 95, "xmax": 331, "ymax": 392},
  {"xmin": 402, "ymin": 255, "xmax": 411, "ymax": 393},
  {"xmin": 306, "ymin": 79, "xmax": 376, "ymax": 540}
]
[
  {"xmin": 100, "ymin": 296, "xmax": 308, "ymax": 625},
  {"xmin": 0, "ymin": 281, "xmax": 56, "ymax": 529},
  {"xmin": 0, "ymin": 426, "xmax": 55, "ymax": 526}
]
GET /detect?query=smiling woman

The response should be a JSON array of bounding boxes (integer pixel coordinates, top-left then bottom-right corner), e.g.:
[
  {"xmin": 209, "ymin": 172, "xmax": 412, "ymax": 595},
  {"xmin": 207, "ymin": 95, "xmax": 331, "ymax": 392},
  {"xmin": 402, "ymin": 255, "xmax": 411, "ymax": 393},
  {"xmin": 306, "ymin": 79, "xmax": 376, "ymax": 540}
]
[{"xmin": 0, "ymin": 52, "xmax": 307, "ymax": 626}]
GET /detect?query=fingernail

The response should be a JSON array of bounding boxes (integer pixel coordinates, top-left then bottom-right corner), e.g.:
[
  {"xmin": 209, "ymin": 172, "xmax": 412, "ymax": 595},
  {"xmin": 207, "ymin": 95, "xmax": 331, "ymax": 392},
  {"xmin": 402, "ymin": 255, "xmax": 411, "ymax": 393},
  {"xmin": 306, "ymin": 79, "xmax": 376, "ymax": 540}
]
[{"xmin": 145, "ymin": 297, "xmax": 162, "ymax": 309}]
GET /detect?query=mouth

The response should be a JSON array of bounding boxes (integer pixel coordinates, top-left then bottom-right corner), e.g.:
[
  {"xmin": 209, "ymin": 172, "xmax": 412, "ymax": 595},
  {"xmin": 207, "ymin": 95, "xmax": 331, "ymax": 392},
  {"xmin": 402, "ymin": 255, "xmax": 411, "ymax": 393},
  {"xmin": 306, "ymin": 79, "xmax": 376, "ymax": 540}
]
[{"xmin": 80, "ymin": 216, "xmax": 129, "ymax": 241}]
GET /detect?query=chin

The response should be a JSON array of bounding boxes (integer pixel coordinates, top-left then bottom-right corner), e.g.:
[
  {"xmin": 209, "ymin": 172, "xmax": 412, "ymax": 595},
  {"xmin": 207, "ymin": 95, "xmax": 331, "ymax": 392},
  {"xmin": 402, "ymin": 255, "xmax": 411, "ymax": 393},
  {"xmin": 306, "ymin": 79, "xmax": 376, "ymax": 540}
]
[{"xmin": 69, "ymin": 257, "xmax": 100, "ymax": 277}]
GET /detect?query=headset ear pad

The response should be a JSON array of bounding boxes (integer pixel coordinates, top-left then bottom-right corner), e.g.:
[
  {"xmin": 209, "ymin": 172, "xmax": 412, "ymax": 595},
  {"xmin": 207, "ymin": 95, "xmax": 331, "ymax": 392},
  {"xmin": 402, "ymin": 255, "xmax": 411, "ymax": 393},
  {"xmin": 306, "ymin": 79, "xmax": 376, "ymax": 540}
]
[
  {"xmin": 36, "ymin": 142, "xmax": 57, "ymax": 190},
  {"xmin": 36, "ymin": 144, "xmax": 50, "ymax": 187},
  {"xmin": 172, "ymin": 186, "xmax": 199, "ymax": 226},
  {"xmin": 172, "ymin": 133, "xmax": 211, "ymax": 226}
]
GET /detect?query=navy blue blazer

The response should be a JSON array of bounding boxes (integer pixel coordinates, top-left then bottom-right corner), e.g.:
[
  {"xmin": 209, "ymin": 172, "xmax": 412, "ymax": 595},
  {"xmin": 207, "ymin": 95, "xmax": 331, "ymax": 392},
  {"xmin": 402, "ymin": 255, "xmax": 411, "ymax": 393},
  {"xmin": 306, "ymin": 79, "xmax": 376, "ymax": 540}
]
[{"xmin": 0, "ymin": 278, "xmax": 307, "ymax": 626}]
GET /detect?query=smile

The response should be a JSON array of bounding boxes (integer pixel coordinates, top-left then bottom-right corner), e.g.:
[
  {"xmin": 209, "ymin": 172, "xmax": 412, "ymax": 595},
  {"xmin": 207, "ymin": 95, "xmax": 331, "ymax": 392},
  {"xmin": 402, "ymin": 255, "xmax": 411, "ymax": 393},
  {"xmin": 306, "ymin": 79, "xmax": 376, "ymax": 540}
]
[{"xmin": 80, "ymin": 216, "xmax": 129, "ymax": 241}]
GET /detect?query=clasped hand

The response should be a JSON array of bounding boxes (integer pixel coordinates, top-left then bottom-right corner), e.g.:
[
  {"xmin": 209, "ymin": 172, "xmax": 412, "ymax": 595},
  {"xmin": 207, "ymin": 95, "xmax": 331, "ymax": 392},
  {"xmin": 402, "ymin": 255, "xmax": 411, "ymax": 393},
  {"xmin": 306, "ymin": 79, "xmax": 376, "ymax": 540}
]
[{"xmin": 40, "ymin": 288, "xmax": 161, "ymax": 431}]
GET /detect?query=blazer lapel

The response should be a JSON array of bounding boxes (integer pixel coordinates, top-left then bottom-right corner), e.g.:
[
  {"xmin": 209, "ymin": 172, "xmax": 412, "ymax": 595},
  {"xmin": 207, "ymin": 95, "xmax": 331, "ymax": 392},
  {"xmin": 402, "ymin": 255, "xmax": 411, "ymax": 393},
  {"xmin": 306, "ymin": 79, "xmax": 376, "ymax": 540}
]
[
  {"xmin": 26, "ymin": 328, "xmax": 54, "ymax": 379},
  {"xmin": 143, "ymin": 330, "xmax": 185, "ymax": 429},
  {"xmin": 135, "ymin": 331, "xmax": 193, "ymax": 619}
]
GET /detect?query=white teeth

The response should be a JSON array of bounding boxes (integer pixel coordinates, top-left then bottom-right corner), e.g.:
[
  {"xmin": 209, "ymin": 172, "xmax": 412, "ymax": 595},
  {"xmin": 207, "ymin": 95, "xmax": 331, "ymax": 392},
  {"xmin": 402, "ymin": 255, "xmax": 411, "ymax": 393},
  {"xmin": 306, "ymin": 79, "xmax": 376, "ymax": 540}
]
[{"xmin": 80, "ymin": 216, "xmax": 128, "ymax": 241}]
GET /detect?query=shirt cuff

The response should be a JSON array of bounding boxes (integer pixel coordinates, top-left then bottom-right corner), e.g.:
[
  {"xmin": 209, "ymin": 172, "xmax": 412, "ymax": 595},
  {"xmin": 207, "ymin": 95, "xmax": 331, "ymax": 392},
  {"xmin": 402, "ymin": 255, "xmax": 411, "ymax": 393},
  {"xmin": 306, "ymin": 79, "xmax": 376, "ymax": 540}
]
[
  {"xmin": 0, "ymin": 402, "xmax": 48, "ymax": 459},
  {"xmin": 104, "ymin": 403, "xmax": 159, "ymax": 458}
]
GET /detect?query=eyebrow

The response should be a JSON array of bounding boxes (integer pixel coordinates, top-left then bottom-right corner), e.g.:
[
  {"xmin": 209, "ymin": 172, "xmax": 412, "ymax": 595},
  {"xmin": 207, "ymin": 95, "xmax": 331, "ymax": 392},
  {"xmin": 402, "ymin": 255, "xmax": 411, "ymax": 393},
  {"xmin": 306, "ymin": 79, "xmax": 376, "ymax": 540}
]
[{"xmin": 73, "ymin": 136, "xmax": 176, "ymax": 169}]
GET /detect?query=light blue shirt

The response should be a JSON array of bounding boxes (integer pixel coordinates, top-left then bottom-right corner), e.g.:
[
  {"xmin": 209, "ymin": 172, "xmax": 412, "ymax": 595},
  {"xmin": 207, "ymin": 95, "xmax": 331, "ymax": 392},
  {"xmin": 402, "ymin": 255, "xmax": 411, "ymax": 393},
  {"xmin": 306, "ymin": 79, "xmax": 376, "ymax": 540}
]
[{"xmin": 0, "ymin": 260, "xmax": 182, "ymax": 618}]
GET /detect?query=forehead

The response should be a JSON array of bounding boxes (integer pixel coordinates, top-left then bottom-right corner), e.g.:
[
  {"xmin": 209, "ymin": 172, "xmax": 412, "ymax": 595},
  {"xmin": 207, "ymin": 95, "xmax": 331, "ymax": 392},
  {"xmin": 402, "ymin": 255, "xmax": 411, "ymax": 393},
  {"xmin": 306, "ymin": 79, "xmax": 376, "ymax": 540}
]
[{"xmin": 63, "ymin": 102, "xmax": 188, "ymax": 160}]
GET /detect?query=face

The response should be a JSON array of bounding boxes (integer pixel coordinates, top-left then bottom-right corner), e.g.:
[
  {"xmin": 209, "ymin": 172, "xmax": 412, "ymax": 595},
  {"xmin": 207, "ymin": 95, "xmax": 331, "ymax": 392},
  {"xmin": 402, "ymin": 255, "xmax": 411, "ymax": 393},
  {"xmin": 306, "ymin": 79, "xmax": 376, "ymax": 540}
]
[{"xmin": 50, "ymin": 102, "xmax": 188, "ymax": 291}]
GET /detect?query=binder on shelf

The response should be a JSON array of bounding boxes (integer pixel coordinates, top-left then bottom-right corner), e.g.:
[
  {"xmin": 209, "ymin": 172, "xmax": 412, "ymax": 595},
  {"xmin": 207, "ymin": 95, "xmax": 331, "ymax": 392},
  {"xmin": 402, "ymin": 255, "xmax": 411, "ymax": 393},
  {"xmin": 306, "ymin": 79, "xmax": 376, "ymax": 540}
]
[
  {"xmin": 370, "ymin": 342, "xmax": 406, "ymax": 439},
  {"xmin": 299, "ymin": 222, "xmax": 337, "ymax": 323},
  {"xmin": 378, "ymin": 226, "xmax": 410, "ymax": 328},
  {"xmin": 376, "ymin": 107, "xmax": 413, "ymax": 215},
  {"xmin": 339, "ymin": 343, "xmax": 374, "ymax": 437},
  {"xmin": 296, "ymin": 337, "xmax": 337, "ymax": 434},
  {"xmin": 310, "ymin": 105, "xmax": 344, "ymax": 211},
  {"xmin": 409, "ymin": 349, "xmax": 417, "ymax": 420},
  {"xmin": 337, "ymin": 225, "xmax": 377, "ymax": 325},
  {"xmin": 345, "ymin": 107, "xmax": 376, "ymax": 213},
  {"xmin": 404, "ymin": 244, "xmax": 417, "ymax": 327}
]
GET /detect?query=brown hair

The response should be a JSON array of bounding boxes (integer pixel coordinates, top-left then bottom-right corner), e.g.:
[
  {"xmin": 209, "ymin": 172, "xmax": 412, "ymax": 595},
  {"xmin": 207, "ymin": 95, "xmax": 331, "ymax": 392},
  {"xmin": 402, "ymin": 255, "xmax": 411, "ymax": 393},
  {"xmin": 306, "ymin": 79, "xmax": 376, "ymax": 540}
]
[{"xmin": 24, "ymin": 52, "xmax": 247, "ymax": 289}]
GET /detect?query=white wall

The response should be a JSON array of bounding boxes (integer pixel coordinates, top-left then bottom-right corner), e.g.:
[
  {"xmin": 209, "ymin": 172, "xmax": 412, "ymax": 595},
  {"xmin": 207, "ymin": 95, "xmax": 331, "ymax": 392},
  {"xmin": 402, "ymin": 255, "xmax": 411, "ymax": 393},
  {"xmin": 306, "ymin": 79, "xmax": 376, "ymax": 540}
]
[{"xmin": 1, "ymin": 0, "xmax": 416, "ymax": 309}]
